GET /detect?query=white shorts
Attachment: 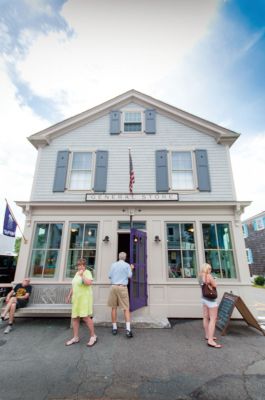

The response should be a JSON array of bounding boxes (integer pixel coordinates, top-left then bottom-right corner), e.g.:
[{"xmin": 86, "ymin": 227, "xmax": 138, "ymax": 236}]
[{"xmin": 201, "ymin": 298, "xmax": 218, "ymax": 308}]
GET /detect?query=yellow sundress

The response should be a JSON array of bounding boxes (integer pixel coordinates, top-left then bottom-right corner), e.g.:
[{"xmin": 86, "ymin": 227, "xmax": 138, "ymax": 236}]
[{"xmin": 71, "ymin": 269, "xmax": 93, "ymax": 318}]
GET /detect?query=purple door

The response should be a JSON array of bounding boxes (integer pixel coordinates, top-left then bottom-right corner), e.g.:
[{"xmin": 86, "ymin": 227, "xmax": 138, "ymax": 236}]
[{"xmin": 129, "ymin": 228, "xmax": 147, "ymax": 312}]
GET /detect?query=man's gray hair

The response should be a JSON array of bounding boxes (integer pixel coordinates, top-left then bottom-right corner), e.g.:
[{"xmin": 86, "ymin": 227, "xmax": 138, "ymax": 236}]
[{"xmin": 119, "ymin": 252, "xmax": 127, "ymax": 261}]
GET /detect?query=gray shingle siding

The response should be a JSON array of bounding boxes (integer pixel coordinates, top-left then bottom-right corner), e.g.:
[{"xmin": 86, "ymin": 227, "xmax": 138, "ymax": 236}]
[{"xmin": 245, "ymin": 222, "xmax": 265, "ymax": 276}]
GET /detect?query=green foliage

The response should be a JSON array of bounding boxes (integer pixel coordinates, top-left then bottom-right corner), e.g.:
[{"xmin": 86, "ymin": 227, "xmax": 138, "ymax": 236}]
[
  {"xmin": 254, "ymin": 276, "xmax": 265, "ymax": 286},
  {"xmin": 14, "ymin": 237, "xmax": 22, "ymax": 260}
]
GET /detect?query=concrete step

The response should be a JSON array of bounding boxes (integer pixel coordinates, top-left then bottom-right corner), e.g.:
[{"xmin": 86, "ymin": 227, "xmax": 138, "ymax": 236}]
[{"xmin": 93, "ymin": 316, "xmax": 171, "ymax": 329}]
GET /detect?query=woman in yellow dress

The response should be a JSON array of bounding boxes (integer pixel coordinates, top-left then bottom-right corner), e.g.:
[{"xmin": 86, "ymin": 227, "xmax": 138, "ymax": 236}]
[{"xmin": 66, "ymin": 258, "xmax": 97, "ymax": 347}]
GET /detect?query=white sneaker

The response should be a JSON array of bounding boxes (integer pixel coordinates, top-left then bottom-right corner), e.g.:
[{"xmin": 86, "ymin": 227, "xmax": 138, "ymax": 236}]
[{"xmin": 4, "ymin": 325, "xmax": 12, "ymax": 334}]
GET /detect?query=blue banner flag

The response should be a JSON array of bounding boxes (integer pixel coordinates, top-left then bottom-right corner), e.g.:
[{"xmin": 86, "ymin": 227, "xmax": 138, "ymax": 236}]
[{"xmin": 3, "ymin": 203, "xmax": 17, "ymax": 237}]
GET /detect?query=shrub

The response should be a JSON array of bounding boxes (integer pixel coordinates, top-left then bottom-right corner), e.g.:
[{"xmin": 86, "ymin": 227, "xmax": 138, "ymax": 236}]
[{"xmin": 254, "ymin": 276, "xmax": 265, "ymax": 286}]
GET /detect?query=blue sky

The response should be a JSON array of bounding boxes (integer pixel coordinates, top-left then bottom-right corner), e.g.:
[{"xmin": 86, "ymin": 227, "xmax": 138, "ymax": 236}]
[{"xmin": 0, "ymin": 0, "xmax": 264, "ymax": 229}]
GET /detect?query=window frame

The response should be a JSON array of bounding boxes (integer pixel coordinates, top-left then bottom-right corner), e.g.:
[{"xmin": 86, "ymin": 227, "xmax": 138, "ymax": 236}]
[
  {"xmin": 201, "ymin": 222, "xmax": 238, "ymax": 279},
  {"xmin": 28, "ymin": 222, "xmax": 64, "ymax": 280},
  {"xmin": 246, "ymin": 248, "xmax": 253, "ymax": 264},
  {"xmin": 121, "ymin": 110, "xmax": 145, "ymax": 135},
  {"xmin": 117, "ymin": 221, "xmax": 147, "ymax": 231},
  {"xmin": 66, "ymin": 150, "xmax": 96, "ymax": 192},
  {"xmin": 166, "ymin": 221, "xmax": 198, "ymax": 280},
  {"xmin": 242, "ymin": 223, "xmax": 249, "ymax": 238},
  {"xmin": 168, "ymin": 149, "xmax": 197, "ymax": 192},
  {"xmin": 64, "ymin": 221, "xmax": 99, "ymax": 280}
]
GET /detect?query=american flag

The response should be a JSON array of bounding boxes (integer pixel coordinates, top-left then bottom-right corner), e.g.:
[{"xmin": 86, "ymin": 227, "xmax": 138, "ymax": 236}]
[{"xmin": 129, "ymin": 149, "xmax": 135, "ymax": 193}]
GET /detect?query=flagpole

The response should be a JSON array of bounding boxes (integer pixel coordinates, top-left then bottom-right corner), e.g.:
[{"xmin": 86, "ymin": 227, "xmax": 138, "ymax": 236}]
[{"xmin": 5, "ymin": 199, "xmax": 27, "ymax": 244}]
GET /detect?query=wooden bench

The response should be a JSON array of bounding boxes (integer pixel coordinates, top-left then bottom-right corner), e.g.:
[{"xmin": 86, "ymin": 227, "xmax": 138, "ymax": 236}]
[{"xmin": 14, "ymin": 285, "xmax": 72, "ymax": 317}]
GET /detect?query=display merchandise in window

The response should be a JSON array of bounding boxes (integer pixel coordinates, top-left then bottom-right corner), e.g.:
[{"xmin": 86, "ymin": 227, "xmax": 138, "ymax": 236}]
[{"xmin": 29, "ymin": 223, "xmax": 63, "ymax": 278}]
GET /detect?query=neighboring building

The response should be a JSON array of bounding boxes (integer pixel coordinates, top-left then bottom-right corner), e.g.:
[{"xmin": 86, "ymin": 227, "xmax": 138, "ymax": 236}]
[
  {"xmin": 0, "ymin": 234, "xmax": 16, "ymax": 287},
  {"xmin": 16, "ymin": 90, "xmax": 252, "ymax": 320},
  {"xmin": 0, "ymin": 234, "xmax": 16, "ymax": 256},
  {"xmin": 242, "ymin": 211, "xmax": 265, "ymax": 276}
]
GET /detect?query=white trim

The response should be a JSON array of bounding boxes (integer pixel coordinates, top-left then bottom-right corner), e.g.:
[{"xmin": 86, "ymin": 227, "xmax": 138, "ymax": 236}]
[
  {"xmin": 28, "ymin": 90, "xmax": 240, "ymax": 149},
  {"xmin": 120, "ymin": 109, "xmax": 145, "ymax": 134},
  {"xmin": 168, "ymin": 149, "xmax": 197, "ymax": 191},
  {"xmin": 165, "ymin": 221, "xmax": 198, "ymax": 280},
  {"xmin": 200, "ymin": 221, "xmax": 239, "ymax": 280},
  {"xmin": 64, "ymin": 221, "xmax": 99, "ymax": 281},
  {"xmin": 66, "ymin": 150, "xmax": 96, "ymax": 192},
  {"xmin": 28, "ymin": 222, "xmax": 64, "ymax": 281}
]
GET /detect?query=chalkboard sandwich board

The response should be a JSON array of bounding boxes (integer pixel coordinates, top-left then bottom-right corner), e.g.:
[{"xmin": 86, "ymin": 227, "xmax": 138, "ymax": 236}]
[{"xmin": 216, "ymin": 292, "xmax": 265, "ymax": 336}]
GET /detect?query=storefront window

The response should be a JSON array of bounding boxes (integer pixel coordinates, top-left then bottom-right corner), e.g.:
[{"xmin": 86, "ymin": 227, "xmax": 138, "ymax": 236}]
[
  {"xmin": 118, "ymin": 221, "xmax": 146, "ymax": 230},
  {"xmin": 66, "ymin": 223, "xmax": 98, "ymax": 278},
  {"xmin": 167, "ymin": 223, "xmax": 197, "ymax": 278},
  {"xmin": 30, "ymin": 223, "xmax": 63, "ymax": 278},
  {"xmin": 202, "ymin": 223, "xmax": 236, "ymax": 278}
]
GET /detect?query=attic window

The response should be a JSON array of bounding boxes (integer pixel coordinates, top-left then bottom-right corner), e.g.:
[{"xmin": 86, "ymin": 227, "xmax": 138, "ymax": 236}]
[{"xmin": 124, "ymin": 112, "xmax": 142, "ymax": 132}]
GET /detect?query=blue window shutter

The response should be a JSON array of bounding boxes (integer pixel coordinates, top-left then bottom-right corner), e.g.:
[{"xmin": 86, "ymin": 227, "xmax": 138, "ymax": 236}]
[
  {"xmin": 53, "ymin": 151, "xmax": 69, "ymax": 192},
  {"xmin": 145, "ymin": 109, "xmax": 156, "ymax": 134},
  {"xmin": 247, "ymin": 248, "xmax": 253, "ymax": 264},
  {"xmin": 242, "ymin": 224, "xmax": 248, "ymax": 238},
  {"xmin": 110, "ymin": 111, "xmax": 120, "ymax": 134},
  {"xmin": 156, "ymin": 150, "xmax": 169, "ymax": 192},
  {"xmin": 253, "ymin": 220, "xmax": 257, "ymax": 231},
  {"xmin": 94, "ymin": 151, "xmax": 108, "ymax": 192},
  {"xmin": 195, "ymin": 149, "xmax": 211, "ymax": 192}
]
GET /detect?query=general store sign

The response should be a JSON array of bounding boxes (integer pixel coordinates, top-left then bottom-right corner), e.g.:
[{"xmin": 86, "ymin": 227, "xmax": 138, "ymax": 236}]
[{"xmin": 85, "ymin": 193, "xmax": 179, "ymax": 202}]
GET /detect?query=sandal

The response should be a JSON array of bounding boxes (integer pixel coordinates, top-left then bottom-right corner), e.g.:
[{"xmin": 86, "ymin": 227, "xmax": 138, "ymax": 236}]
[
  {"xmin": 87, "ymin": 335, "xmax": 97, "ymax": 347},
  {"xmin": 207, "ymin": 342, "xmax": 222, "ymax": 348},
  {"xmin": 65, "ymin": 337, "xmax": 80, "ymax": 346}
]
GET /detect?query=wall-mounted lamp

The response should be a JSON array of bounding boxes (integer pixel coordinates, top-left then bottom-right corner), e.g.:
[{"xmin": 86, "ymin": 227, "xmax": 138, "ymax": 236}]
[
  {"xmin": 154, "ymin": 235, "xmax": 161, "ymax": 243},
  {"xmin": 103, "ymin": 235, "xmax": 110, "ymax": 243},
  {"xmin": 133, "ymin": 236, "xmax": 138, "ymax": 243}
]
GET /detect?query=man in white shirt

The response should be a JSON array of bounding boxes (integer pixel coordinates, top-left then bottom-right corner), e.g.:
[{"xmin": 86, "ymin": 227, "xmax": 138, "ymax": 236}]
[{"xmin": 108, "ymin": 252, "xmax": 134, "ymax": 338}]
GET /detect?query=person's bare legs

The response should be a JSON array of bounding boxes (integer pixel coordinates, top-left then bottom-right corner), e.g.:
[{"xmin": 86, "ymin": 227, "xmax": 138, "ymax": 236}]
[
  {"xmin": 207, "ymin": 306, "xmax": 221, "ymax": 347},
  {"xmin": 8, "ymin": 301, "xmax": 17, "ymax": 324},
  {"xmin": 65, "ymin": 317, "xmax": 80, "ymax": 345},
  {"xmin": 83, "ymin": 316, "xmax": 95, "ymax": 337},
  {"xmin": 202, "ymin": 304, "xmax": 209, "ymax": 338},
  {"xmin": 72, "ymin": 317, "xmax": 80, "ymax": 338},
  {"xmin": 124, "ymin": 309, "xmax": 130, "ymax": 323},
  {"xmin": 1, "ymin": 297, "xmax": 17, "ymax": 319},
  {"xmin": 111, "ymin": 308, "xmax": 117, "ymax": 323}
]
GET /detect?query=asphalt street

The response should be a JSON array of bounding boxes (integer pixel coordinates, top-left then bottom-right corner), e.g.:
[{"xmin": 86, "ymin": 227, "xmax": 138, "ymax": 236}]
[{"xmin": 0, "ymin": 317, "xmax": 265, "ymax": 400}]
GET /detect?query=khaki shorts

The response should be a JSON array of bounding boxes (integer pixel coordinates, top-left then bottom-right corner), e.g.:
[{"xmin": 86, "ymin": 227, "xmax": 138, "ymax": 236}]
[{"xmin": 108, "ymin": 285, "xmax": 130, "ymax": 310}]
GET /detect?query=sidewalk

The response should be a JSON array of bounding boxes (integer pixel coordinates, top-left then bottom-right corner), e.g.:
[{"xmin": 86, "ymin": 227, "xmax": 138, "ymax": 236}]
[{"xmin": 0, "ymin": 318, "xmax": 265, "ymax": 400}]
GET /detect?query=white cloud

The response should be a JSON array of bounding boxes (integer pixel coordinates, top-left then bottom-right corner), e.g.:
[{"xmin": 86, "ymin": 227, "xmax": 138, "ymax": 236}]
[
  {"xmin": 0, "ymin": 60, "xmax": 49, "ymax": 229},
  {"xmin": 0, "ymin": 22, "xmax": 12, "ymax": 53},
  {"xmin": 230, "ymin": 133, "xmax": 265, "ymax": 220},
  {"xmin": 1, "ymin": 0, "xmax": 264, "ymax": 233},
  {"xmin": 24, "ymin": 0, "xmax": 53, "ymax": 16},
  {"xmin": 16, "ymin": 0, "xmax": 219, "ymax": 117},
  {"xmin": 238, "ymin": 27, "xmax": 265, "ymax": 57}
]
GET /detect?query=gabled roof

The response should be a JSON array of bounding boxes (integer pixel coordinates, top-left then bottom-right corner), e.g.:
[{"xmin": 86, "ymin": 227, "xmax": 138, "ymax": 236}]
[
  {"xmin": 242, "ymin": 210, "xmax": 265, "ymax": 223},
  {"xmin": 28, "ymin": 89, "xmax": 240, "ymax": 148}
]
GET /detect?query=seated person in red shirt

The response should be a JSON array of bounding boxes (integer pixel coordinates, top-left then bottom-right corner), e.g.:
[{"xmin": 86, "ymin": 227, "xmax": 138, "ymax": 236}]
[{"xmin": 1, "ymin": 278, "xmax": 32, "ymax": 334}]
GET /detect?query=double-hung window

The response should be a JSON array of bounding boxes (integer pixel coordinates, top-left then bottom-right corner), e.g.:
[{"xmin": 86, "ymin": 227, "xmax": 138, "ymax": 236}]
[
  {"xmin": 123, "ymin": 112, "xmax": 142, "ymax": 132},
  {"xmin": 29, "ymin": 223, "xmax": 63, "ymax": 278},
  {"xmin": 202, "ymin": 223, "xmax": 236, "ymax": 278},
  {"xmin": 69, "ymin": 152, "xmax": 93, "ymax": 190},
  {"xmin": 171, "ymin": 151, "xmax": 194, "ymax": 190}
]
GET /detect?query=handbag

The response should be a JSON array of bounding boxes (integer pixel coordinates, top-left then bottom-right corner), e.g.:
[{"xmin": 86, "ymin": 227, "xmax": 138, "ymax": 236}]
[{"xmin": 202, "ymin": 282, "xmax": 217, "ymax": 299}]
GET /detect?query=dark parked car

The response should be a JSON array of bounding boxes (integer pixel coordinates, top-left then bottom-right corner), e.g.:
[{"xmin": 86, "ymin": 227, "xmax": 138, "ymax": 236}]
[{"xmin": 0, "ymin": 255, "xmax": 16, "ymax": 297}]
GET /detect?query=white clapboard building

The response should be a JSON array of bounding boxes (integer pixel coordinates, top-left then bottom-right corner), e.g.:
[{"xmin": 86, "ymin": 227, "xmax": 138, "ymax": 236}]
[{"xmin": 16, "ymin": 90, "xmax": 253, "ymax": 321}]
